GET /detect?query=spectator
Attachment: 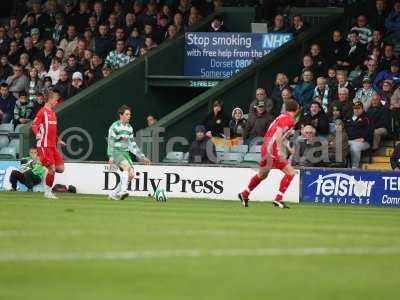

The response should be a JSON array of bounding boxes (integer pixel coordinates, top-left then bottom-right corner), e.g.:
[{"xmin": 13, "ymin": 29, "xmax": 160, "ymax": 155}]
[
  {"xmin": 0, "ymin": 55, "xmax": 13, "ymax": 81},
  {"xmin": 366, "ymin": 30, "xmax": 384, "ymax": 54},
  {"xmin": 92, "ymin": 1, "xmax": 107, "ymax": 24},
  {"xmin": 0, "ymin": 26, "xmax": 10, "ymax": 56},
  {"xmin": 7, "ymin": 41, "xmax": 20, "ymax": 66},
  {"xmin": 30, "ymin": 28, "xmax": 42, "ymax": 50},
  {"xmin": 249, "ymin": 88, "xmax": 268, "ymax": 114},
  {"xmin": 243, "ymin": 99, "xmax": 274, "ymax": 145},
  {"xmin": 326, "ymin": 30, "xmax": 349, "ymax": 68},
  {"xmin": 271, "ymin": 14, "xmax": 288, "ymax": 33},
  {"xmin": 343, "ymin": 31, "xmax": 366, "ymax": 70},
  {"xmin": 326, "ymin": 68, "xmax": 338, "ymax": 88},
  {"xmin": 296, "ymin": 101, "xmax": 330, "ymax": 135},
  {"xmin": 9, "ymin": 147, "xmax": 45, "ymax": 192},
  {"xmin": 144, "ymin": 37, "xmax": 158, "ymax": 51},
  {"xmin": 390, "ymin": 86, "xmax": 400, "ymax": 135},
  {"xmin": 390, "ymin": 142, "xmax": 400, "ymax": 170},
  {"xmin": 353, "ymin": 58, "xmax": 379, "ymax": 89},
  {"xmin": 173, "ymin": 12, "xmax": 185, "ymax": 33},
  {"xmin": 203, "ymin": 100, "xmax": 229, "ymax": 138},
  {"xmin": 36, "ymin": 39, "xmax": 55, "ymax": 71},
  {"xmin": 354, "ymin": 77, "xmax": 374, "ymax": 111},
  {"xmin": 54, "ymin": 70, "xmax": 70, "ymax": 99},
  {"xmin": 334, "ymin": 71, "xmax": 355, "ymax": 100},
  {"xmin": 46, "ymin": 57, "xmax": 62, "ymax": 84},
  {"xmin": 310, "ymin": 44, "xmax": 326, "ymax": 78},
  {"xmin": 19, "ymin": 53, "xmax": 31, "ymax": 71},
  {"xmin": 385, "ymin": 0, "xmax": 400, "ymax": 42},
  {"xmin": 229, "ymin": 107, "xmax": 246, "ymax": 139},
  {"xmin": 32, "ymin": 58, "xmax": 47, "ymax": 78},
  {"xmin": 379, "ymin": 79, "xmax": 394, "ymax": 105},
  {"xmin": 280, "ymin": 88, "xmax": 296, "ymax": 114},
  {"xmin": 290, "ymin": 14, "xmax": 308, "ymax": 36},
  {"xmin": 373, "ymin": 59, "xmax": 400, "ymax": 91},
  {"xmin": 83, "ymin": 29, "xmax": 95, "ymax": 51},
  {"xmin": 292, "ymin": 125, "xmax": 324, "ymax": 167},
  {"xmin": 328, "ymin": 87, "xmax": 354, "ymax": 121},
  {"xmin": 270, "ymin": 73, "xmax": 290, "ymax": 115},
  {"xmin": 41, "ymin": 76, "xmax": 53, "ymax": 94},
  {"xmin": 345, "ymin": 101, "xmax": 371, "ymax": 168},
  {"xmin": 147, "ymin": 115, "xmax": 157, "ymax": 126},
  {"xmin": 32, "ymin": 92, "xmax": 44, "ymax": 116},
  {"xmin": 55, "ymin": 48, "xmax": 65, "ymax": 64},
  {"xmin": 293, "ymin": 69, "xmax": 315, "ymax": 110},
  {"xmin": 294, "ymin": 54, "xmax": 315, "ymax": 83},
  {"xmin": 13, "ymin": 91, "xmax": 34, "ymax": 126},
  {"xmin": 6, "ymin": 64, "xmax": 29, "ymax": 98},
  {"xmin": 66, "ymin": 72, "xmax": 85, "ymax": 99},
  {"xmin": 89, "ymin": 54, "xmax": 103, "ymax": 80},
  {"xmin": 379, "ymin": 44, "xmax": 396, "ymax": 71},
  {"xmin": 51, "ymin": 11, "xmax": 67, "ymax": 45},
  {"xmin": 27, "ymin": 68, "xmax": 42, "ymax": 103},
  {"xmin": 366, "ymin": 93, "xmax": 391, "ymax": 151},
  {"xmin": 104, "ymin": 40, "xmax": 134, "ymax": 71},
  {"xmin": 102, "ymin": 65, "xmax": 112, "ymax": 78},
  {"xmin": 188, "ymin": 125, "xmax": 216, "ymax": 164},
  {"xmin": 74, "ymin": 0, "xmax": 91, "ymax": 33},
  {"xmin": 349, "ymin": 14, "xmax": 372, "ymax": 44},
  {"xmin": 126, "ymin": 28, "xmax": 143, "ymax": 56},
  {"xmin": 0, "ymin": 83, "xmax": 16, "ymax": 123},
  {"xmin": 327, "ymin": 119, "xmax": 349, "ymax": 166},
  {"xmin": 59, "ymin": 25, "xmax": 79, "ymax": 59},
  {"xmin": 369, "ymin": 0, "xmax": 389, "ymax": 33},
  {"xmin": 165, "ymin": 25, "xmax": 178, "ymax": 41},
  {"xmin": 210, "ymin": 15, "xmax": 228, "ymax": 32},
  {"xmin": 94, "ymin": 24, "xmax": 114, "ymax": 59},
  {"xmin": 314, "ymin": 77, "xmax": 333, "ymax": 112},
  {"xmin": 65, "ymin": 54, "xmax": 83, "ymax": 75},
  {"xmin": 22, "ymin": 36, "xmax": 39, "ymax": 63}
]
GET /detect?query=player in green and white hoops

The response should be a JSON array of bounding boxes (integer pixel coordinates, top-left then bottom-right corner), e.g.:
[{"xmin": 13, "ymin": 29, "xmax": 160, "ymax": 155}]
[{"xmin": 107, "ymin": 105, "xmax": 150, "ymax": 200}]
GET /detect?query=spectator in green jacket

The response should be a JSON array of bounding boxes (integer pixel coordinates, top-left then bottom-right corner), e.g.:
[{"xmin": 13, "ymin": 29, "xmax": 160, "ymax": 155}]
[{"xmin": 9, "ymin": 148, "xmax": 45, "ymax": 192}]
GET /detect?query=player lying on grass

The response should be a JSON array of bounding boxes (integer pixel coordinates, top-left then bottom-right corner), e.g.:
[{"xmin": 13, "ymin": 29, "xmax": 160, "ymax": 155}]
[
  {"xmin": 31, "ymin": 90, "xmax": 65, "ymax": 199},
  {"xmin": 107, "ymin": 105, "xmax": 151, "ymax": 200},
  {"xmin": 9, "ymin": 147, "xmax": 45, "ymax": 192},
  {"xmin": 239, "ymin": 100, "xmax": 300, "ymax": 209}
]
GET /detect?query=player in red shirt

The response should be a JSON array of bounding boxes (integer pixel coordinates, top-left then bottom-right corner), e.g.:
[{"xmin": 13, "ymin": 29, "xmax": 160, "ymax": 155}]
[
  {"xmin": 32, "ymin": 91, "xmax": 65, "ymax": 199},
  {"xmin": 239, "ymin": 100, "xmax": 299, "ymax": 208}
]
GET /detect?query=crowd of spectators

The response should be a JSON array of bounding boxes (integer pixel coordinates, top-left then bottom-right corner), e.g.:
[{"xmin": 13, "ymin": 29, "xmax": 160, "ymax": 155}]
[
  {"xmin": 0, "ymin": 0, "xmax": 221, "ymax": 127},
  {"xmin": 191, "ymin": 0, "xmax": 400, "ymax": 169}
]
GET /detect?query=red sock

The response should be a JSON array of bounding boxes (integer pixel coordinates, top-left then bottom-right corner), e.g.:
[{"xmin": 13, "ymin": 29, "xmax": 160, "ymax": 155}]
[
  {"xmin": 275, "ymin": 174, "xmax": 294, "ymax": 202},
  {"xmin": 242, "ymin": 174, "xmax": 262, "ymax": 198},
  {"xmin": 45, "ymin": 172, "xmax": 54, "ymax": 187}
]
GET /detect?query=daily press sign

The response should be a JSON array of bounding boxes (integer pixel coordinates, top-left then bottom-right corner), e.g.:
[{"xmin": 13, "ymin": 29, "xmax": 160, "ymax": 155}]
[
  {"xmin": 184, "ymin": 32, "xmax": 292, "ymax": 78},
  {"xmin": 302, "ymin": 169, "xmax": 400, "ymax": 207}
]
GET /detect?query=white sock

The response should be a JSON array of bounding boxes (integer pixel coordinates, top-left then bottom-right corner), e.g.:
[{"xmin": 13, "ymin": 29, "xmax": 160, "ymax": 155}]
[{"xmin": 120, "ymin": 171, "xmax": 129, "ymax": 192}]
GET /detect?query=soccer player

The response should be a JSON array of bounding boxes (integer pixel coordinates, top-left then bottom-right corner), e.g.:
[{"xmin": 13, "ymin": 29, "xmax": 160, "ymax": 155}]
[
  {"xmin": 31, "ymin": 91, "xmax": 65, "ymax": 199},
  {"xmin": 107, "ymin": 105, "xmax": 151, "ymax": 200},
  {"xmin": 239, "ymin": 100, "xmax": 300, "ymax": 208}
]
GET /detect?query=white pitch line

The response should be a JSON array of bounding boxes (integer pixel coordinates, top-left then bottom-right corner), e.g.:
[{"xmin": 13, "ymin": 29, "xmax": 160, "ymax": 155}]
[{"xmin": 0, "ymin": 247, "xmax": 399, "ymax": 262}]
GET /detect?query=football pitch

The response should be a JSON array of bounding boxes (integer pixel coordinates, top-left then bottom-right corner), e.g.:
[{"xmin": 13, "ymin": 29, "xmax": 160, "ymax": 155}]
[{"xmin": 0, "ymin": 192, "xmax": 399, "ymax": 300}]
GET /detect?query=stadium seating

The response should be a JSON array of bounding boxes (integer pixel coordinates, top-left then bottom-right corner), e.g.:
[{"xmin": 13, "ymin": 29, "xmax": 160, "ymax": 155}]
[
  {"xmin": 0, "ymin": 147, "xmax": 17, "ymax": 159},
  {"xmin": 0, "ymin": 123, "xmax": 13, "ymax": 134},
  {"xmin": 162, "ymin": 151, "xmax": 185, "ymax": 163},
  {"xmin": 220, "ymin": 152, "xmax": 244, "ymax": 165},
  {"xmin": 0, "ymin": 135, "xmax": 9, "ymax": 149}
]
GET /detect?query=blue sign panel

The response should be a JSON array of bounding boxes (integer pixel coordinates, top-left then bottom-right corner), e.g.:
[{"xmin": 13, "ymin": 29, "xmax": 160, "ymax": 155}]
[
  {"xmin": 184, "ymin": 32, "xmax": 293, "ymax": 78},
  {"xmin": 302, "ymin": 169, "xmax": 400, "ymax": 207}
]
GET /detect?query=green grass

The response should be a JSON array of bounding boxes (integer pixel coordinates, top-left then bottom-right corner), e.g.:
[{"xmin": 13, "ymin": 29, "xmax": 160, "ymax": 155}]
[{"xmin": 0, "ymin": 192, "xmax": 399, "ymax": 300}]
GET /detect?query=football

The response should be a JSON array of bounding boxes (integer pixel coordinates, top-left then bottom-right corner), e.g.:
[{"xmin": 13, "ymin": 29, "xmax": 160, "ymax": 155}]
[{"xmin": 153, "ymin": 188, "xmax": 168, "ymax": 202}]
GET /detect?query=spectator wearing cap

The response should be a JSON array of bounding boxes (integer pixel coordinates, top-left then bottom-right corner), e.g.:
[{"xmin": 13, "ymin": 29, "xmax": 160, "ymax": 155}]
[
  {"xmin": 249, "ymin": 88, "xmax": 268, "ymax": 114},
  {"xmin": 327, "ymin": 119, "xmax": 349, "ymax": 166},
  {"xmin": 0, "ymin": 56, "xmax": 13, "ymax": 81},
  {"xmin": 313, "ymin": 77, "xmax": 333, "ymax": 112},
  {"xmin": 348, "ymin": 14, "xmax": 373, "ymax": 45},
  {"xmin": 390, "ymin": 142, "xmax": 400, "ymax": 170},
  {"xmin": 210, "ymin": 15, "xmax": 228, "ymax": 32},
  {"xmin": 54, "ymin": 70, "xmax": 70, "ymax": 99},
  {"xmin": 293, "ymin": 69, "xmax": 315, "ymax": 110},
  {"xmin": 328, "ymin": 87, "xmax": 354, "ymax": 122},
  {"xmin": 203, "ymin": 100, "xmax": 229, "ymax": 138},
  {"xmin": 373, "ymin": 59, "xmax": 400, "ymax": 91},
  {"xmin": 188, "ymin": 125, "xmax": 216, "ymax": 164},
  {"xmin": 104, "ymin": 40, "xmax": 134, "ymax": 71},
  {"xmin": 385, "ymin": 0, "xmax": 400, "ymax": 42},
  {"xmin": 94, "ymin": 24, "xmax": 114, "ymax": 59},
  {"xmin": 59, "ymin": 25, "xmax": 79, "ymax": 59},
  {"xmin": 229, "ymin": 107, "xmax": 247, "ymax": 139},
  {"xmin": 345, "ymin": 101, "xmax": 371, "ymax": 168},
  {"xmin": 352, "ymin": 58, "xmax": 379, "ymax": 89},
  {"xmin": 366, "ymin": 93, "xmax": 391, "ymax": 151},
  {"xmin": 66, "ymin": 72, "xmax": 86, "ymax": 99},
  {"xmin": 13, "ymin": 91, "xmax": 34, "ymax": 126},
  {"xmin": 243, "ymin": 99, "xmax": 274, "ymax": 145},
  {"xmin": 51, "ymin": 11, "xmax": 67, "ymax": 45},
  {"xmin": 6, "ymin": 64, "xmax": 29, "ymax": 98},
  {"xmin": 0, "ymin": 83, "xmax": 16, "ymax": 123},
  {"xmin": 354, "ymin": 76, "xmax": 374, "ymax": 111},
  {"xmin": 296, "ymin": 101, "xmax": 330, "ymax": 135}
]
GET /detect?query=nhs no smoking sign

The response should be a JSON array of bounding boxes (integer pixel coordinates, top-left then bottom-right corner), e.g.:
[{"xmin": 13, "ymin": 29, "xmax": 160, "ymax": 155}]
[{"xmin": 184, "ymin": 32, "xmax": 292, "ymax": 78}]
